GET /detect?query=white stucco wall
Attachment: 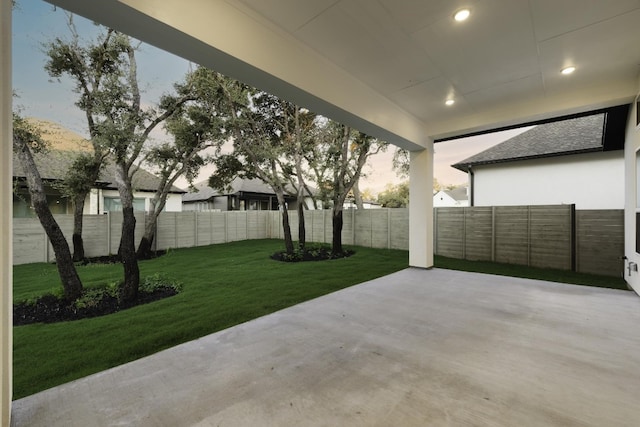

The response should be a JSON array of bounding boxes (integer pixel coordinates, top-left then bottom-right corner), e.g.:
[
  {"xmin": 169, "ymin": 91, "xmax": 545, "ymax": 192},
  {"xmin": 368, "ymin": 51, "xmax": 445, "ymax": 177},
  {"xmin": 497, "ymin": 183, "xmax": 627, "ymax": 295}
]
[
  {"xmin": 472, "ymin": 151, "xmax": 624, "ymax": 209},
  {"xmin": 624, "ymin": 96, "xmax": 640, "ymax": 294},
  {"xmin": 433, "ymin": 190, "xmax": 469, "ymax": 207}
]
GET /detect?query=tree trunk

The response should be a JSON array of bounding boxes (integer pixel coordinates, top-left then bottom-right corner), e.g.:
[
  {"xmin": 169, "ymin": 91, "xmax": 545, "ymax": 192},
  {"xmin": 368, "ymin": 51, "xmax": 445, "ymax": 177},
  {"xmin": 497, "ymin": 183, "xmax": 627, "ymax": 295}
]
[
  {"xmin": 119, "ymin": 205, "xmax": 140, "ymax": 303},
  {"xmin": 15, "ymin": 141, "xmax": 83, "ymax": 300},
  {"xmin": 353, "ymin": 181, "xmax": 364, "ymax": 210},
  {"xmin": 297, "ymin": 198, "xmax": 305, "ymax": 250},
  {"xmin": 136, "ymin": 234, "xmax": 154, "ymax": 260},
  {"xmin": 332, "ymin": 207, "xmax": 343, "ymax": 255},
  {"xmin": 72, "ymin": 194, "xmax": 86, "ymax": 262},
  {"xmin": 115, "ymin": 164, "xmax": 140, "ymax": 303},
  {"xmin": 275, "ymin": 191, "xmax": 294, "ymax": 254},
  {"xmin": 137, "ymin": 210, "xmax": 158, "ymax": 260}
]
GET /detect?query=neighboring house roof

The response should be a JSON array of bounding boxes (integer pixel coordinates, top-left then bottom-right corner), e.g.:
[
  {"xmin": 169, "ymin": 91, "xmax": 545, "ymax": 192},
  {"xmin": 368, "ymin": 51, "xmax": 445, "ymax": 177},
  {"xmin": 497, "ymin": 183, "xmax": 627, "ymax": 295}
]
[
  {"xmin": 183, "ymin": 177, "xmax": 291, "ymax": 202},
  {"xmin": 13, "ymin": 118, "xmax": 185, "ymax": 193},
  {"xmin": 452, "ymin": 113, "xmax": 608, "ymax": 172},
  {"xmin": 439, "ymin": 187, "xmax": 468, "ymax": 202}
]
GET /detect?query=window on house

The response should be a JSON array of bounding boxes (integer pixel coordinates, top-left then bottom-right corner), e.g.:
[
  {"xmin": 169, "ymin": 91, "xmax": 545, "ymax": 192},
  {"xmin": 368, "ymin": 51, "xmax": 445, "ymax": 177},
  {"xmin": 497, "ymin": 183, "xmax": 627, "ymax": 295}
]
[
  {"xmin": 12, "ymin": 193, "xmax": 71, "ymax": 218},
  {"xmin": 103, "ymin": 197, "xmax": 145, "ymax": 213}
]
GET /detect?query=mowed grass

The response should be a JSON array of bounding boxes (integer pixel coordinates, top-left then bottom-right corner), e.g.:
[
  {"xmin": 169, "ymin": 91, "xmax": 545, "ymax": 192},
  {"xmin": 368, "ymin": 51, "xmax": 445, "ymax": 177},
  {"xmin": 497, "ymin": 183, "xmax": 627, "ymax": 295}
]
[
  {"xmin": 13, "ymin": 239, "xmax": 408, "ymax": 399},
  {"xmin": 434, "ymin": 255, "xmax": 628, "ymax": 290}
]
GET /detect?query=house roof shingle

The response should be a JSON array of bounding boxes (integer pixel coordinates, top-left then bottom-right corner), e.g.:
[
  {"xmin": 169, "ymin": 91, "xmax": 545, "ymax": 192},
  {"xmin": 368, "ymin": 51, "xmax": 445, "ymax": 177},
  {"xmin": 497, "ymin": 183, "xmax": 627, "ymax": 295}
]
[
  {"xmin": 452, "ymin": 113, "xmax": 606, "ymax": 172},
  {"xmin": 183, "ymin": 177, "xmax": 287, "ymax": 202},
  {"xmin": 442, "ymin": 187, "xmax": 468, "ymax": 202},
  {"xmin": 13, "ymin": 119, "xmax": 185, "ymax": 193}
]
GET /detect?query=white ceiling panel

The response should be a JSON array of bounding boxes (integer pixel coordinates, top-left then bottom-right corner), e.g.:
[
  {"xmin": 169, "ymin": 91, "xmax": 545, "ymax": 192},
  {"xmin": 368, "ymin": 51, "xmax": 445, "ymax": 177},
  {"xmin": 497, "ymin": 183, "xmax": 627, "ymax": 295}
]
[
  {"xmin": 463, "ymin": 74, "xmax": 544, "ymax": 110},
  {"xmin": 389, "ymin": 77, "xmax": 473, "ymax": 122},
  {"xmin": 236, "ymin": 0, "xmax": 339, "ymax": 32},
  {"xmin": 293, "ymin": 0, "xmax": 442, "ymax": 93},
  {"xmin": 539, "ymin": 8, "xmax": 640, "ymax": 91},
  {"xmin": 411, "ymin": 0, "xmax": 540, "ymax": 94},
  {"xmin": 531, "ymin": 0, "xmax": 640, "ymax": 42},
  {"xmin": 377, "ymin": 0, "xmax": 473, "ymax": 34}
]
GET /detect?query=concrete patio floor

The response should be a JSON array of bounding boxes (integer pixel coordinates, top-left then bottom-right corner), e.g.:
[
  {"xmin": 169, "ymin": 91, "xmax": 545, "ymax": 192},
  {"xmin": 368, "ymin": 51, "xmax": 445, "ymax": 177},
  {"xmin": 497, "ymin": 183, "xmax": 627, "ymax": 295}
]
[{"xmin": 11, "ymin": 268, "xmax": 640, "ymax": 426}]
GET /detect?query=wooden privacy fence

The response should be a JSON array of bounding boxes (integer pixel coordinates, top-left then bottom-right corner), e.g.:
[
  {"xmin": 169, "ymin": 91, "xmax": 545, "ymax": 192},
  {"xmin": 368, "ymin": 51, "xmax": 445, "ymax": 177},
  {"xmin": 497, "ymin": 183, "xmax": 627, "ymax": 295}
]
[
  {"xmin": 13, "ymin": 206, "xmax": 624, "ymax": 277},
  {"xmin": 12, "ymin": 209, "xmax": 410, "ymax": 266},
  {"xmin": 434, "ymin": 205, "xmax": 624, "ymax": 277}
]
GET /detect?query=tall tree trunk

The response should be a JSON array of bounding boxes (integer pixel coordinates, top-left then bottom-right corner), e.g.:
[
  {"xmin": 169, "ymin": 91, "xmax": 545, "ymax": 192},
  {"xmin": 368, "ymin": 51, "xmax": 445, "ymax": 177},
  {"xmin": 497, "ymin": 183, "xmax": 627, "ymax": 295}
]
[
  {"xmin": 137, "ymin": 188, "xmax": 172, "ymax": 260},
  {"xmin": 297, "ymin": 201, "xmax": 305, "ymax": 250},
  {"xmin": 332, "ymin": 207, "xmax": 343, "ymax": 255},
  {"xmin": 15, "ymin": 141, "xmax": 83, "ymax": 300},
  {"xmin": 72, "ymin": 193, "xmax": 86, "ymax": 262},
  {"xmin": 115, "ymin": 164, "xmax": 140, "ymax": 303},
  {"xmin": 136, "ymin": 217, "xmax": 158, "ymax": 260},
  {"xmin": 137, "ymin": 210, "xmax": 158, "ymax": 260},
  {"xmin": 353, "ymin": 181, "xmax": 364, "ymax": 210},
  {"xmin": 275, "ymin": 190, "xmax": 294, "ymax": 254}
]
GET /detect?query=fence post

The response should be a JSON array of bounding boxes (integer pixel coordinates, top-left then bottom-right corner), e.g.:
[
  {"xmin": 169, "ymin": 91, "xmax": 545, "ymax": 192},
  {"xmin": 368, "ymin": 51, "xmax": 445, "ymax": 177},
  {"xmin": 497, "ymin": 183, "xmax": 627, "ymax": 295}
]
[
  {"xmin": 107, "ymin": 212, "xmax": 111, "ymax": 255},
  {"xmin": 462, "ymin": 207, "xmax": 467, "ymax": 259},
  {"xmin": 224, "ymin": 212, "xmax": 228, "ymax": 243},
  {"xmin": 352, "ymin": 208, "xmax": 356, "ymax": 245},
  {"xmin": 491, "ymin": 207, "xmax": 496, "ymax": 262},
  {"xmin": 43, "ymin": 232, "xmax": 49, "ymax": 263},
  {"xmin": 527, "ymin": 206, "xmax": 531, "ymax": 266},
  {"xmin": 570, "ymin": 204, "xmax": 576, "ymax": 272},
  {"xmin": 387, "ymin": 208, "xmax": 391, "ymax": 249},
  {"xmin": 194, "ymin": 211, "xmax": 198, "ymax": 247},
  {"xmin": 433, "ymin": 207, "xmax": 438, "ymax": 255}
]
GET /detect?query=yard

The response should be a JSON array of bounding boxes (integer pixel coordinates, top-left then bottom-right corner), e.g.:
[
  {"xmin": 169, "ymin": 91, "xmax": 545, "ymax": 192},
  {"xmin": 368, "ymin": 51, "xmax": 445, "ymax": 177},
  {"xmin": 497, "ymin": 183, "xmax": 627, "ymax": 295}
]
[
  {"xmin": 13, "ymin": 239, "xmax": 408, "ymax": 399},
  {"xmin": 13, "ymin": 239, "xmax": 626, "ymax": 399}
]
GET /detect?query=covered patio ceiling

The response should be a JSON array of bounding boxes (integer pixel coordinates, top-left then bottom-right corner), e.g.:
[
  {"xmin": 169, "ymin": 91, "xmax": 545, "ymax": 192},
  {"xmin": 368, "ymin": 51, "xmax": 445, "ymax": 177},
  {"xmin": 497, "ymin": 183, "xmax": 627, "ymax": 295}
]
[{"xmin": 46, "ymin": 0, "xmax": 640, "ymax": 150}]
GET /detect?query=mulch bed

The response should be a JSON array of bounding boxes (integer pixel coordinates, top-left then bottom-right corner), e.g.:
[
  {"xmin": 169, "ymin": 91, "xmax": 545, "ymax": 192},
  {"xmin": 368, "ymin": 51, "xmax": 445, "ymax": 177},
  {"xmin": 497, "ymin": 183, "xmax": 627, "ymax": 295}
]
[
  {"xmin": 13, "ymin": 286, "xmax": 178, "ymax": 326},
  {"xmin": 270, "ymin": 246, "xmax": 355, "ymax": 262}
]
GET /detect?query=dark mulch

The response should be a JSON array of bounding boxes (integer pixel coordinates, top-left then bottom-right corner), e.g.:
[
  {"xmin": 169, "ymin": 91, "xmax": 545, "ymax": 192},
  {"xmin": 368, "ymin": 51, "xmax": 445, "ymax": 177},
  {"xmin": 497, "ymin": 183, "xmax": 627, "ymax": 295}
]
[
  {"xmin": 270, "ymin": 246, "xmax": 355, "ymax": 262},
  {"xmin": 13, "ymin": 286, "xmax": 178, "ymax": 326},
  {"xmin": 77, "ymin": 250, "xmax": 167, "ymax": 265}
]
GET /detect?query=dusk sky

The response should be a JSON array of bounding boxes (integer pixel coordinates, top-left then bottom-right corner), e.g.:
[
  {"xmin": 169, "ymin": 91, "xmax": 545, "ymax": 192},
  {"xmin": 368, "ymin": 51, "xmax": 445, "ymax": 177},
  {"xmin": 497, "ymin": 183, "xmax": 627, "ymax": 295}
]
[{"xmin": 12, "ymin": 1, "xmax": 532, "ymax": 194}]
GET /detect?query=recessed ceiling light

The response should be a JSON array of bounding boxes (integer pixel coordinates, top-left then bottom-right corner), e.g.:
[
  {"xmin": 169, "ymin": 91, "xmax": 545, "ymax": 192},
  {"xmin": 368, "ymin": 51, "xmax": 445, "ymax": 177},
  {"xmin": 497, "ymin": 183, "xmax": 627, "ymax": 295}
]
[
  {"xmin": 561, "ymin": 66, "xmax": 576, "ymax": 75},
  {"xmin": 454, "ymin": 9, "xmax": 471, "ymax": 22},
  {"xmin": 445, "ymin": 99, "xmax": 455, "ymax": 106}
]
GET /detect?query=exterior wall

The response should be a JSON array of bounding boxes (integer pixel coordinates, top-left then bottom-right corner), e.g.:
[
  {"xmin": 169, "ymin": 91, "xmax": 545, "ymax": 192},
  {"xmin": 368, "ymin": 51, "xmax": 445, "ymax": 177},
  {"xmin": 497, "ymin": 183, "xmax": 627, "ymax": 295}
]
[
  {"xmin": 86, "ymin": 189, "xmax": 183, "ymax": 213},
  {"xmin": 624, "ymin": 96, "xmax": 640, "ymax": 293},
  {"xmin": 1, "ymin": 0, "xmax": 11, "ymax": 421},
  {"xmin": 433, "ymin": 190, "xmax": 469, "ymax": 207},
  {"xmin": 473, "ymin": 151, "xmax": 624, "ymax": 209}
]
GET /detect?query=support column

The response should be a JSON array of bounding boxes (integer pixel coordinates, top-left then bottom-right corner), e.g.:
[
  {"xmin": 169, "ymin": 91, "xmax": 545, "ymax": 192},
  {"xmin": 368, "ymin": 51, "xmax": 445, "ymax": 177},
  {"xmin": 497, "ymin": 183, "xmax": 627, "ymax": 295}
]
[
  {"xmin": 409, "ymin": 143, "xmax": 434, "ymax": 268},
  {"xmin": 1, "ymin": 0, "xmax": 13, "ymax": 423},
  {"xmin": 624, "ymin": 91, "xmax": 640, "ymax": 294}
]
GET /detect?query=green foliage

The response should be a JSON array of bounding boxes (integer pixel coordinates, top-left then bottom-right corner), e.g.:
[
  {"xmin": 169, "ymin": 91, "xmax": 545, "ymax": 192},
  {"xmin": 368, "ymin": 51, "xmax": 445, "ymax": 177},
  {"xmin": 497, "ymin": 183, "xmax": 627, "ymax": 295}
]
[
  {"xmin": 140, "ymin": 273, "xmax": 183, "ymax": 294},
  {"xmin": 392, "ymin": 147, "xmax": 409, "ymax": 179},
  {"xmin": 377, "ymin": 181, "xmax": 409, "ymax": 208}
]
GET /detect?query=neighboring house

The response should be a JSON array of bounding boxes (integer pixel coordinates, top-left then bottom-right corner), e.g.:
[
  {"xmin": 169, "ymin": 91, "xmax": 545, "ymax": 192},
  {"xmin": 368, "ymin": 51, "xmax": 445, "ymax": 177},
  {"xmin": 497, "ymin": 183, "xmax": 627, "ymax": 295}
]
[
  {"xmin": 452, "ymin": 113, "xmax": 625, "ymax": 209},
  {"xmin": 183, "ymin": 178, "xmax": 302, "ymax": 212},
  {"xmin": 12, "ymin": 119, "xmax": 185, "ymax": 217},
  {"xmin": 343, "ymin": 200, "xmax": 382, "ymax": 209},
  {"xmin": 433, "ymin": 187, "xmax": 469, "ymax": 207}
]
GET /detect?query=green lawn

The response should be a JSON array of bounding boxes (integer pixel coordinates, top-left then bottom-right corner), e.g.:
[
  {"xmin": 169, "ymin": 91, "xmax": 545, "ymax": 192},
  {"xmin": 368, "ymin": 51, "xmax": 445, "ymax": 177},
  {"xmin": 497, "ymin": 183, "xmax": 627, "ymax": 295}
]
[
  {"xmin": 434, "ymin": 255, "xmax": 628, "ymax": 290},
  {"xmin": 13, "ymin": 239, "xmax": 408, "ymax": 399},
  {"xmin": 13, "ymin": 241, "xmax": 628, "ymax": 400}
]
